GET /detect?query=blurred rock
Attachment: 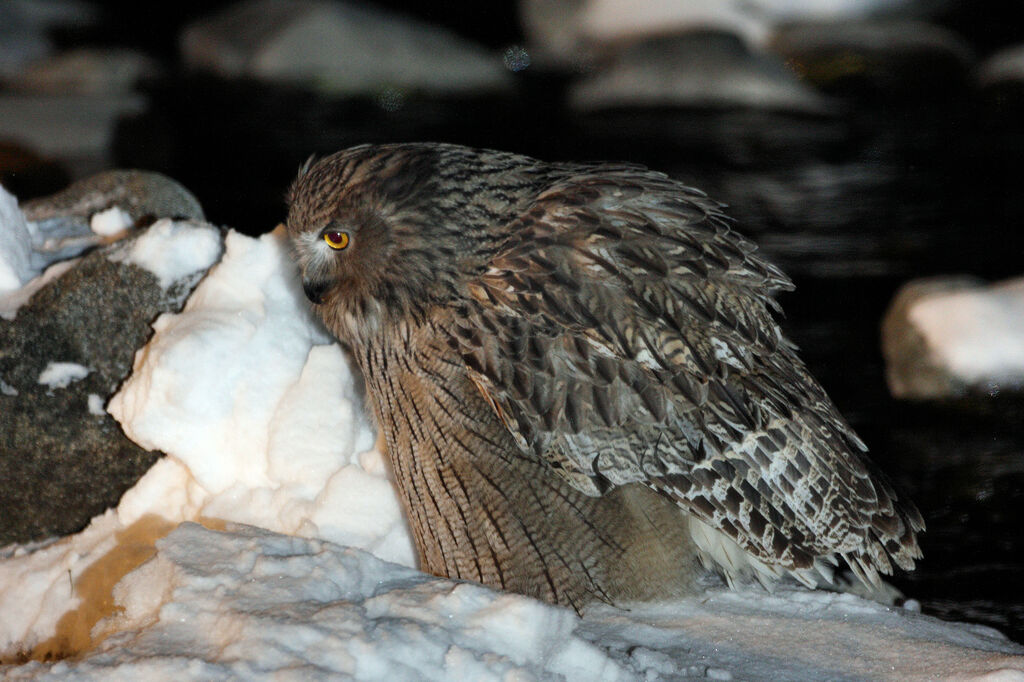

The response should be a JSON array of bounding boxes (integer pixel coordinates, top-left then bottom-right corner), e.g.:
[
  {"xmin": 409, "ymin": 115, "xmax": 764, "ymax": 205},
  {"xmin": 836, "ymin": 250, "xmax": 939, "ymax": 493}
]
[
  {"xmin": 0, "ymin": 0, "xmax": 97, "ymax": 80},
  {"xmin": 520, "ymin": 0, "xmax": 770, "ymax": 70},
  {"xmin": 0, "ymin": 213, "xmax": 223, "ymax": 546},
  {"xmin": 771, "ymin": 20, "xmax": 974, "ymax": 96},
  {"xmin": 6, "ymin": 48, "xmax": 160, "ymax": 95},
  {"xmin": 979, "ymin": 45, "xmax": 1024, "ymax": 87},
  {"xmin": 0, "ymin": 92, "xmax": 147, "ymax": 177},
  {"xmin": 881, "ymin": 276, "xmax": 1024, "ymax": 399},
  {"xmin": 570, "ymin": 32, "xmax": 829, "ymax": 113},
  {"xmin": 181, "ymin": 0, "xmax": 510, "ymax": 96},
  {"xmin": 519, "ymin": 0, "xmax": 943, "ymax": 71}
]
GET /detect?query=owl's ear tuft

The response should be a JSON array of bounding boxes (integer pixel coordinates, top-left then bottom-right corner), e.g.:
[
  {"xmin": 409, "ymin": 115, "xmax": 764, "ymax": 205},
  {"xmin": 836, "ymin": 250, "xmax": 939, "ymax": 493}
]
[{"xmin": 286, "ymin": 155, "xmax": 319, "ymax": 205}]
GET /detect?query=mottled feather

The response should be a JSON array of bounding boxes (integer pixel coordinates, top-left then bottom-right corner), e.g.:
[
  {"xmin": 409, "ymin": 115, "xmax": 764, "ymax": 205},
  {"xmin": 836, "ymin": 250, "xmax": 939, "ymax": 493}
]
[{"xmin": 286, "ymin": 142, "xmax": 923, "ymax": 607}]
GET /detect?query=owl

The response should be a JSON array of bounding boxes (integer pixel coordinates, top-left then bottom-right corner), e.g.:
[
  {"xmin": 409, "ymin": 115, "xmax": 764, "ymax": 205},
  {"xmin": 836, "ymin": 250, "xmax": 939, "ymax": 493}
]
[{"xmin": 286, "ymin": 142, "xmax": 923, "ymax": 611}]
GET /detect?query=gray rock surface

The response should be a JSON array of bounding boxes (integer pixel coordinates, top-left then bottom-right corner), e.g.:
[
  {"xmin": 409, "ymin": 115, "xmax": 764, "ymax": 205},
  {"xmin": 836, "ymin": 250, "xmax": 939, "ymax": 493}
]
[{"xmin": 0, "ymin": 218, "xmax": 222, "ymax": 546}]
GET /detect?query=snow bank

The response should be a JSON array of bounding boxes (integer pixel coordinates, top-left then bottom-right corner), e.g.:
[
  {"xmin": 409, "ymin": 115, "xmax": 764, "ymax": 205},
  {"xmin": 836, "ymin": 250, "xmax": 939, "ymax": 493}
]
[{"xmin": 5, "ymin": 522, "xmax": 1023, "ymax": 680}]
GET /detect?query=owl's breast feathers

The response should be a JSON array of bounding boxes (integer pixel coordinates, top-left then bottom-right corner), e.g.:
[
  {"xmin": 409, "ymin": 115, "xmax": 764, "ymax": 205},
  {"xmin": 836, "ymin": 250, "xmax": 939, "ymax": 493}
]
[{"xmin": 445, "ymin": 167, "xmax": 923, "ymax": 588}]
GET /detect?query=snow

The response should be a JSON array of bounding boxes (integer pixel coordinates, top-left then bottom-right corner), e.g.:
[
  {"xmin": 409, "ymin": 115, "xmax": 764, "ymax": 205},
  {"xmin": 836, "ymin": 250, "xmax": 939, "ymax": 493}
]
[
  {"xmin": 109, "ymin": 217, "xmax": 223, "ymax": 290},
  {"xmin": 88, "ymin": 206, "xmax": 132, "ymax": 236},
  {"xmin": 2, "ymin": 227, "xmax": 1023, "ymax": 678},
  {"xmin": 36, "ymin": 361, "xmax": 89, "ymax": 389},
  {"xmin": 0, "ymin": 185, "xmax": 34, "ymax": 293},
  {"xmin": 909, "ymin": 277, "xmax": 1024, "ymax": 389},
  {"xmin": 86, "ymin": 393, "xmax": 105, "ymax": 416}
]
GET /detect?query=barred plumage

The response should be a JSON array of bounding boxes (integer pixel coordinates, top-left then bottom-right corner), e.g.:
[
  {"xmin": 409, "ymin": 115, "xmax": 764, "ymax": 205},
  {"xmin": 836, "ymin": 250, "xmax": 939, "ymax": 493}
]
[{"xmin": 286, "ymin": 142, "xmax": 923, "ymax": 609}]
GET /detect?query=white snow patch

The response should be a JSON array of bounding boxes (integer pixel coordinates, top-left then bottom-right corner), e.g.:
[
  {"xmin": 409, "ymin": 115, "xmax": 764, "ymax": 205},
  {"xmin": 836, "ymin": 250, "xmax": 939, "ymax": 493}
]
[
  {"xmin": 36, "ymin": 361, "xmax": 89, "ymax": 389},
  {"xmin": 909, "ymin": 277, "xmax": 1024, "ymax": 388},
  {"xmin": 88, "ymin": 205, "xmax": 132, "ymax": 236},
  {"xmin": 0, "ymin": 185, "xmax": 34, "ymax": 293},
  {"xmin": 86, "ymin": 393, "xmax": 105, "ymax": 416},
  {"xmin": 109, "ymin": 218, "xmax": 222, "ymax": 289}
]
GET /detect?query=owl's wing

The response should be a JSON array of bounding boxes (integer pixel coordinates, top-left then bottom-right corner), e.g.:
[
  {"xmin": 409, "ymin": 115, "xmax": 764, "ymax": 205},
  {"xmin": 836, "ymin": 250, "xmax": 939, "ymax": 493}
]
[{"xmin": 448, "ymin": 167, "xmax": 922, "ymax": 585}]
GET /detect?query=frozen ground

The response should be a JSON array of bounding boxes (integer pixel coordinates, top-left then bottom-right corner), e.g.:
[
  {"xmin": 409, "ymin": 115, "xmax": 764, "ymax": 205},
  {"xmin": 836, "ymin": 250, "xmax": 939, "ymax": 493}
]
[{"xmin": 1, "ymin": 223, "xmax": 1023, "ymax": 679}]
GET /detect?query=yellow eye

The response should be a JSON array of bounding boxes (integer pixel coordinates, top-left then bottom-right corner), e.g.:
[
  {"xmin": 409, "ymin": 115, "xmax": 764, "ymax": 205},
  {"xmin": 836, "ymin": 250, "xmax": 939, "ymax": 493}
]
[{"xmin": 323, "ymin": 230, "xmax": 350, "ymax": 250}]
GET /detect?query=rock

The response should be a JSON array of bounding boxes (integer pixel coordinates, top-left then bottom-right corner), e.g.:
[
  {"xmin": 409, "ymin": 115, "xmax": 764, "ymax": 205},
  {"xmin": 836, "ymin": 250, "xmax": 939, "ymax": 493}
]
[
  {"xmin": 979, "ymin": 44, "xmax": 1024, "ymax": 87},
  {"xmin": 180, "ymin": 0, "xmax": 510, "ymax": 96},
  {"xmin": 569, "ymin": 32, "xmax": 829, "ymax": 112},
  {"xmin": 771, "ymin": 20, "xmax": 974, "ymax": 95},
  {"xmin": 1, "ymin": 171, "xmax": 204, "ymax": 303},
  {"xmin": 0, "ymin": 218, "xmax": 224, "ymax": 546},
  {"xmin": 519, "ymin": 0, "xmax": 937, "ymax": 71},
  {"xmin": 520, "ymin": 0, "xmax": 771, "ymax": 70},
  {"xmin": 6, "ymin": 48, "xmax": 159, "ymax": 96},
  {"xmin": 0, "ymin": 93, "xmax": 148, "ymax": 177},
  {"xmin": 0, "ymin": 0, "xmax": 97, "ymax": 80},
  {"xmin": 881, "ymin": 276, "xmax": 1024, "ymax": 399}
]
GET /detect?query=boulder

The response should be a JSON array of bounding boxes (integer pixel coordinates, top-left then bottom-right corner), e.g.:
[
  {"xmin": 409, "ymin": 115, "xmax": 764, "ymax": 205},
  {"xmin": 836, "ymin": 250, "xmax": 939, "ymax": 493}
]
[
  {"xmin": 181, "ymin": 0, "xmax": 510, "ymax": 95},
  {"xmin": 0, "ymin": 184, "xmax": 222, "ymax": 545}
]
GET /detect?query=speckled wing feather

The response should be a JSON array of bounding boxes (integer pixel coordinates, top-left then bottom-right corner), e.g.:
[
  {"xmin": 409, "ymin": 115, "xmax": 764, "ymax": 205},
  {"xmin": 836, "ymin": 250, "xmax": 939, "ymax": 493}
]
[{"xmin": 447, "ymin": 166, "xmax": 923, "ymax": 585}]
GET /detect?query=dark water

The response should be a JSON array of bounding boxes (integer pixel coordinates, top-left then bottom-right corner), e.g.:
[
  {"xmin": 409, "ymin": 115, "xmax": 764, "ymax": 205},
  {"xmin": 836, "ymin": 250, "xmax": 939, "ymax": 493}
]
[{"xmin": 110, "ymin": 78, "xmax": 1024, "ymax": 643}]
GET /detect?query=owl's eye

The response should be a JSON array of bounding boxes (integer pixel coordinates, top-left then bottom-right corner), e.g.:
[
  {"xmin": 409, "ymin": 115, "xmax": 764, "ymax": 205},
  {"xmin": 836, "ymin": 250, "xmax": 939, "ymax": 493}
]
[{"xmin": 323, "ymin": 230, "xmax": 350, "ymax": 250}]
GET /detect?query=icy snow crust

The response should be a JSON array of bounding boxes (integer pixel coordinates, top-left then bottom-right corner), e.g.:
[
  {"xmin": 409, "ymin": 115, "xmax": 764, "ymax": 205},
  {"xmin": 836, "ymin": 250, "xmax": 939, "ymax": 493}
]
[{"xmin": 2, "ymin": 226, "xmax": 1023, "ymax": 679}]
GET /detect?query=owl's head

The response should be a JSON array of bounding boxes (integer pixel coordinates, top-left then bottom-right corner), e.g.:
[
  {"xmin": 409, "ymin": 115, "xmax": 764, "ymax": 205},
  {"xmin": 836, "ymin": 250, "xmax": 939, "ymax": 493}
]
[{"xmin": 286, "ymin": 143, "xmax": 544, "ymax": 339}]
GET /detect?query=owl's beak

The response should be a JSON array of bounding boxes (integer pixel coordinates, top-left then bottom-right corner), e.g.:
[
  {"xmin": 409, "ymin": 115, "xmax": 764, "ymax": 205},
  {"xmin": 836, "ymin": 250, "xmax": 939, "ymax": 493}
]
[{"xmin": 302, "ymin": 278, "xmax": 329, "ymax": 305}]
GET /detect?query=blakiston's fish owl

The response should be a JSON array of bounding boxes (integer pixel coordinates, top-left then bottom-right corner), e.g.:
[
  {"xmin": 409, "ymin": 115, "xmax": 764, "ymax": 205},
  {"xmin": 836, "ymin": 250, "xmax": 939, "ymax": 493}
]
[{"xmin": 286, "ymin": 143, "xmax": 923, "ymax": 610}]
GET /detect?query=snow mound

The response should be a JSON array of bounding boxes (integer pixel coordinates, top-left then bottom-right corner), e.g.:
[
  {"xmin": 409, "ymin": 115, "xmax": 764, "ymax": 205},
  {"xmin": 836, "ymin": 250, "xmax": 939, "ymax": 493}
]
[
  {"xmin": 107, "ymin": 226, "xmax": 413, "ymax": 565},
  {"xmin": 5, "ymin": 523, "xmax": 1022, "ymax": 680}
]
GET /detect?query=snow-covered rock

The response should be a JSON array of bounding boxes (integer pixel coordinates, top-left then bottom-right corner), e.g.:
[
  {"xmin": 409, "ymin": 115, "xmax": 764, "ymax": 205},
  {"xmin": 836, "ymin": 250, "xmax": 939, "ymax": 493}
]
[
  {"xmin": 0, "ymin": 217, "xmax": 222, "ymax": 546},
  {"xmin": 882, "ymin": 276, "xmax": 1024, "ymax": 399},
  {"xmin": 519, "ymin": 0, "xmax": 939, "ymax": 70},
  {"xmin": 181, "ymin": 0, "xmax": 510, "ymax": 95},
  {"xmin": 569, "ymin": 32, "xmax": 828, "ymax": 112}
]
